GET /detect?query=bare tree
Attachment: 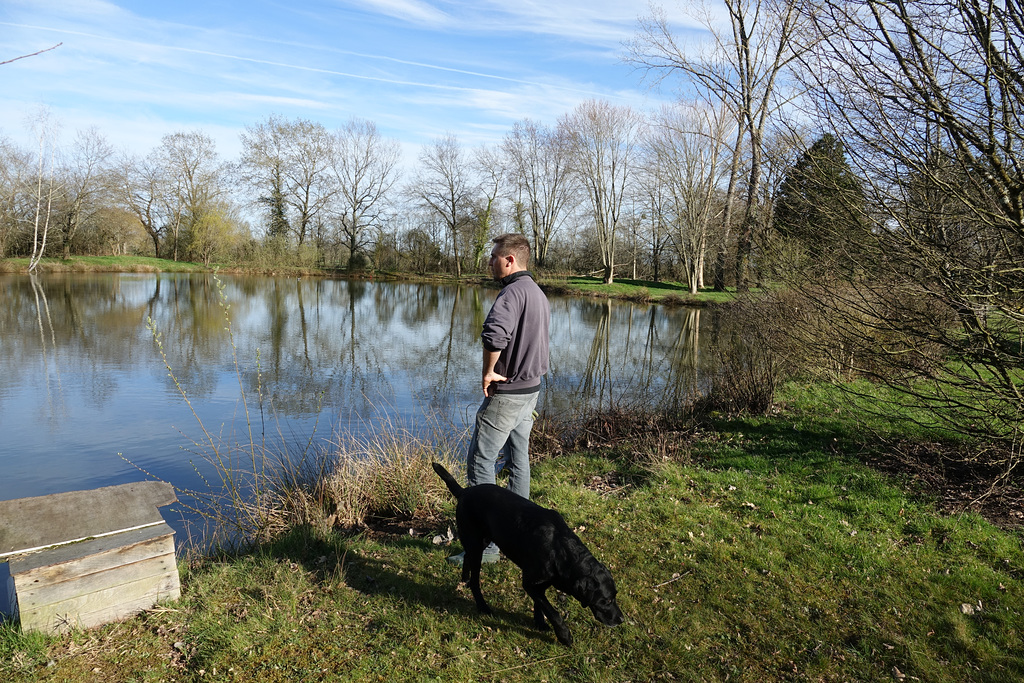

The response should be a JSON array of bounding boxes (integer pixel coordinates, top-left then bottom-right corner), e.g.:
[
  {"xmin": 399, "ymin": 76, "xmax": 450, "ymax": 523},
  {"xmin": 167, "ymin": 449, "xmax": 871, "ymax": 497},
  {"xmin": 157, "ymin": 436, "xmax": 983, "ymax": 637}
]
[
  {"xmin": 412, "ymin": 134, "xmax": 478, "ymax": 277},
  {"xmin": 400, "ymin": 213, "xmax": 444, "ymax": 275},
  {"xmin": 238, "ymin": 116, "xmax": 335, "ymax": 248},
  {"xmin": 501, "ymin": 119, "xmax": 576, "ymax": 268},
  {"xmin": 470, "ymin": 145, "xmax": 504, "ymax": 269},
  {"xmin": 629, "ymin": 0, "xmax": 805, "ymax": 290},
  {"xmin": 157, "ymin": 131, "xmax": 224, "ymax": 261},
  {"xmin": 0, "ymin": 135, "xmax": 31, "ymax": 258},
  {"xmin": 281, "ymin": 119, "xmax": 334, "ymax": 248},
  {"xmin": 238, "ymin": 116, "xmax": 291, "ymax": 239},
  {"xmin": 648, "ymin": 102, "xmax": 735, "ymax": 293},
  {"xmin": 636, "ymin": 157, "xmax": 674, "ymax": 282},
  {"xmin": 26, "ymin": 109, "xmax": 60, "ymax": 272},
  {"xmin": 791, "ymin": 0, "xmax": 1024, "ymax": 478},
  {"xmin": 54, "ymin": 128, "xmax": 114, "ymax": 259},
  {"xmin": 115, "ymin": 152, "xmax": 171, "ymax": 258},
  {"xmin": 330, "ymin": 118, "xmax": 401, "ymax": 269},
  {"xmin": 560, "ymin": 100, "xmax": 645, "ymax": 284}
]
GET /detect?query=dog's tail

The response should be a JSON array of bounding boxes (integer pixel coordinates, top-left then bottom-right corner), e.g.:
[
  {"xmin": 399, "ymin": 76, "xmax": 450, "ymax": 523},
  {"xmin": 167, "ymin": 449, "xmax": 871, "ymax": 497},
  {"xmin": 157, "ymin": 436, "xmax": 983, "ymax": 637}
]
[{"xmin": 432, "ymin": 462, "xmax": 464, "ymax": 499}]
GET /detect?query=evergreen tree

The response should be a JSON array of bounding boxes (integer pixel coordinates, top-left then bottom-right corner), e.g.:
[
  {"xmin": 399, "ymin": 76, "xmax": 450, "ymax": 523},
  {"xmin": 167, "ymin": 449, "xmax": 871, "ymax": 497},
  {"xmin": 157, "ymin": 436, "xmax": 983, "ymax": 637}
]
[
  {"xmin": 260, "ymin": 163, "xmax": 290, "ymax": 239},
  {"xmin": 773, "ymin": 134, "xmax": 868, "ymax": 263}
]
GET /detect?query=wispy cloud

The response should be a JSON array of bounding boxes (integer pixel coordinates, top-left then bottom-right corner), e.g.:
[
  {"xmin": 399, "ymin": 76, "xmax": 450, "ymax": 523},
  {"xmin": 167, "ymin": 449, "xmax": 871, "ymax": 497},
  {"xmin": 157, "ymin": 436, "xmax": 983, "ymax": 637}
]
[
  {"xmin": 468, "ymin": 0, "xmax": 654, "ymax": 44},
  {"xmin": 0, "ymin": 19, "xmax": 619, "ymax": 100},
  {"xmin": 351, "ymin": 0, "xmax": 450, "ymax": 26},
  {"xmin": 344, "ymin": 0, "xmax": 699, "ymax": 45},
  {"xmin": 0, "ymin": 0, "xmax": 671, "ymax": 160}
]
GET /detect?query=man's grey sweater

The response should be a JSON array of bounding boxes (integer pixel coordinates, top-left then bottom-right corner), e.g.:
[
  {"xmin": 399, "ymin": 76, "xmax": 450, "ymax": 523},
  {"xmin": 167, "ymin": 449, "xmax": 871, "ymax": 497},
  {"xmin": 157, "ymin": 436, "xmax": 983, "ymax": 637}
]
[{"xmin": 480, "ymin": 271, "xmax": 550, "ymax": 394}]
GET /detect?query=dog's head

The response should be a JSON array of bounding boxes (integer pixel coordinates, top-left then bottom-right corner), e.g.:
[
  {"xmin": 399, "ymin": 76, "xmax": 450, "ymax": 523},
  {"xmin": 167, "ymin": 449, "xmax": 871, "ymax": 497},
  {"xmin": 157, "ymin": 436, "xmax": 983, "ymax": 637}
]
[{"xmin": 572, "ymin": 558, "xmax": 624, "ymax": 627}]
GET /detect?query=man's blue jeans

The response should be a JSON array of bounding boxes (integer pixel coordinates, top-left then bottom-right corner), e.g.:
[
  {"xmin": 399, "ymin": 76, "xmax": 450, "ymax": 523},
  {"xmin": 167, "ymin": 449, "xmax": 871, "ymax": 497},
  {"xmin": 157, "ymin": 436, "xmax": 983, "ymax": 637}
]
[{"xmin": 466, "ymin": 391, "xmax": 539, "ymax": 499}]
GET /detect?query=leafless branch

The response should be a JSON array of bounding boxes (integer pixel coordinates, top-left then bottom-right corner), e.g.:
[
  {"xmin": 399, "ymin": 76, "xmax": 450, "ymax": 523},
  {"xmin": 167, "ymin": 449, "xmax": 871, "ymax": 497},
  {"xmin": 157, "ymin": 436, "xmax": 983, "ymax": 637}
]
[{"xmin": 1, "ymin": 43, "xmax": 62, "ymax": 66}]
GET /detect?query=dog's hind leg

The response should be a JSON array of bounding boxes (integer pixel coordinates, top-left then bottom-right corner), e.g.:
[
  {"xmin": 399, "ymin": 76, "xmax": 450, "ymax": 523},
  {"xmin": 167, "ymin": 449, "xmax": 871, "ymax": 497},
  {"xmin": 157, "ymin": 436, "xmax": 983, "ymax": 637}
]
[{"xmin": 526, "ymin": 585, "xmax": 572, "ymax": 646}]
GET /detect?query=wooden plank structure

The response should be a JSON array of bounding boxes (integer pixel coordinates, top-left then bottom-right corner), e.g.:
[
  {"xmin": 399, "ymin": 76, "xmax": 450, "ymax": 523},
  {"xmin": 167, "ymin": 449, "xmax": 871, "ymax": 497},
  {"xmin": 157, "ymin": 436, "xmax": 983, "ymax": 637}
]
[{"xmin": 0, "ymin": 481, "xmax": 180, "ymax": 633}]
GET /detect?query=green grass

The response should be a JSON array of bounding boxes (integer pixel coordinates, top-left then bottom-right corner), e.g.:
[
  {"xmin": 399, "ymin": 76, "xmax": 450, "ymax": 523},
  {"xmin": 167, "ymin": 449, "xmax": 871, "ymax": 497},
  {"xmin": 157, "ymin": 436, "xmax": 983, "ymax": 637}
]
[
  {"xmin": 0, "ymin": 255, "xmax": 210, "ymax": 273},
  {"xmin": 2, "ymin": 389, "xmax": 1021, "ymax": 682},
  {"xmin": 538, "ymin": 275, "xmax": 743, "ymax": 306},
  {"xmin": 0, "ymin": 255, "xmax": 341, "ymax": 276}
]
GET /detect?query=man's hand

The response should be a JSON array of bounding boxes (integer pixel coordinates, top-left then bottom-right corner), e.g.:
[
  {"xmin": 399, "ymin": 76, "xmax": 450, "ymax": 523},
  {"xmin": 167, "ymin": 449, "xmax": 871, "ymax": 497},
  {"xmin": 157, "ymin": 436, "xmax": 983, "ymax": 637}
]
[
  {"xmin": 482, "ymin": 348, "xmax": 505, "ymax": 396},
  {"xmin": 483, "ymin": 370, "xmax": 507, "ymax": 397}
]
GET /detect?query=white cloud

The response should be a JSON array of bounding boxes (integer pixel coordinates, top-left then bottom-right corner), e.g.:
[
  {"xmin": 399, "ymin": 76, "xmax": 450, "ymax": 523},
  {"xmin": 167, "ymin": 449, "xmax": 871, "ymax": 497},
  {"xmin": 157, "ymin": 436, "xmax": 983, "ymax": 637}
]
[
  {"xmin": 407, "ymin": 0, "xmax": 700, "ymax": 44},
  {"xmin": 227, "ymin": 93, "xmax": 334, "ymax": 110},
  {"xmin": 348, "ymin": 0, "xmax": 450, "ymax": 26}
]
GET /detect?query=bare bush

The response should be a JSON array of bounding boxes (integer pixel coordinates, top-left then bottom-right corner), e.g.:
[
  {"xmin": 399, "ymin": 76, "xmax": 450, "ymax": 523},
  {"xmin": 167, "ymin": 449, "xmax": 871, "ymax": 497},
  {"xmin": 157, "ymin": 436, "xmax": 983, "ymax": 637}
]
[{"xmin": 692, "ymin": 294, "xmax": 812, "ymax": 415}]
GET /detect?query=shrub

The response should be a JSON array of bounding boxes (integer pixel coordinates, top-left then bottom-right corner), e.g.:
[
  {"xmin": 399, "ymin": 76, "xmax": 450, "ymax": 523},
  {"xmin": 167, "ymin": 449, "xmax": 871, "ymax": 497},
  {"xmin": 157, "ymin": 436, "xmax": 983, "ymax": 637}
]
[{"xmin": 694, "ymin": 293, "xmax": 808, "ymax": 415}]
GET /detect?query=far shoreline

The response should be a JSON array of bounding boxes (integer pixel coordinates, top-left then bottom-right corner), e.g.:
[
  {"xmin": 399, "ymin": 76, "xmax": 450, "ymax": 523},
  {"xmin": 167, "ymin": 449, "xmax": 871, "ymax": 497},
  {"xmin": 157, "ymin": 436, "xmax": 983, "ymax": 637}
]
[{"xmin": 1, "ymin": 255, "xmax": 741, "ymax": 306}]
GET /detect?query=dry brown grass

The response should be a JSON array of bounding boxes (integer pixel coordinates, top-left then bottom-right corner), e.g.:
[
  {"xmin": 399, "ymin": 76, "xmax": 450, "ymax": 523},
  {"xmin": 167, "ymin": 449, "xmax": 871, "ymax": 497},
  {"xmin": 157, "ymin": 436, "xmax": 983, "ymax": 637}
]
[{"xmin": 250, "ymin": 421, "xmax": 468, "ymax": 539}]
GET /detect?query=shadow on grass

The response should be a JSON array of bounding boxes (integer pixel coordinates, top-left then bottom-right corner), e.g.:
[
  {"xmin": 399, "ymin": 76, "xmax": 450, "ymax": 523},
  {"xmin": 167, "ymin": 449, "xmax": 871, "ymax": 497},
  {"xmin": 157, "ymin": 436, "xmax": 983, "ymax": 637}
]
[
  {"xmin": 253, "ymin": 524, "xmax": 562, "ymax": 646},
  {"xmin": 692, "ymin": 412, "xmax": 1024, "ymax": 529}
]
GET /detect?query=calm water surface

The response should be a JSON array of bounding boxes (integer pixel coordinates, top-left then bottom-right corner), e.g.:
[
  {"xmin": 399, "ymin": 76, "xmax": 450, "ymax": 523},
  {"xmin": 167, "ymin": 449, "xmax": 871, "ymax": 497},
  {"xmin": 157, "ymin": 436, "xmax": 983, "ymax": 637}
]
[{"xmin": 0, "ymin": 273, "xmax": 714, "ymax": 541}]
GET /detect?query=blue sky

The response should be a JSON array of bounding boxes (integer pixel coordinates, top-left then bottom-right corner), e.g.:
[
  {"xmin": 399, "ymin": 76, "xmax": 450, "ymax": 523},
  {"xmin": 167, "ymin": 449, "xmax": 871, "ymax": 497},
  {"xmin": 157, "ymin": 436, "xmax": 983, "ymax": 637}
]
[{"xmin": 0, "ymin": 0, "xmax": 699, "ymax": 162}]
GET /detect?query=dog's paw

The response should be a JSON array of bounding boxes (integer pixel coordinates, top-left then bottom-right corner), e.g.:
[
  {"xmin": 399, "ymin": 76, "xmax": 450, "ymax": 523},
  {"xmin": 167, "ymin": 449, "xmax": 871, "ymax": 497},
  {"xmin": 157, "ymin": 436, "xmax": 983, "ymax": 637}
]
[
  {"xmin": 555, "ymin": 627, "xmax": 574, "ymax": 647},
  {"xmin": 476, "ymin": 602, "xmax": 493, "ymax": 616}
]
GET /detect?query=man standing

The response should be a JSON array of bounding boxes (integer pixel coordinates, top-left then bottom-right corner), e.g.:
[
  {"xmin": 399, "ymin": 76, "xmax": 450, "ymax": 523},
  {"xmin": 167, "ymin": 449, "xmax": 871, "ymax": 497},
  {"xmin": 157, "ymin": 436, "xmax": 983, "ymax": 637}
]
[{"xmin": 448, "ymin": 233, "xmax": 550, "ymax": 565}]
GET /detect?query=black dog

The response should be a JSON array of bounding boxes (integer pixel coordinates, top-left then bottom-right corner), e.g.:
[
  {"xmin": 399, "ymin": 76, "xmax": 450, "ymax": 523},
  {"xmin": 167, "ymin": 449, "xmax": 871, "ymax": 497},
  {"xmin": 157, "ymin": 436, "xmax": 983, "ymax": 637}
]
[{"xmin": 432, "ymin": 462, "xmax": 623, "ymax": 646}]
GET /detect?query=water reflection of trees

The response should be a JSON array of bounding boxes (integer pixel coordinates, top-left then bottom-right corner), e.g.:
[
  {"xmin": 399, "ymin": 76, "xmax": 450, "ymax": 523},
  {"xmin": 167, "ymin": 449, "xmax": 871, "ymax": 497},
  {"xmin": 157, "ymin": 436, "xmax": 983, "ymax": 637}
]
[
  {"xmin": 579, "ymin": 299, "xmax": 614, "ymax": 405},
  {"xmin": 541, "ymin": 298, "xmax": 707, "ymax": 415},
  {"xmin": 28, "ymin": 274, "xmax": 65, "ymax": 426},
  {"xmin": 2, "ymin": 274, "xmax": 173, "ymax": 417},
  {"xmin": 2, "ymin": 274, "xmax": 728, "ymax": 436},
  {"xmin": 147, "ymin": 274, "xmax": 236, "ymax": 399}
]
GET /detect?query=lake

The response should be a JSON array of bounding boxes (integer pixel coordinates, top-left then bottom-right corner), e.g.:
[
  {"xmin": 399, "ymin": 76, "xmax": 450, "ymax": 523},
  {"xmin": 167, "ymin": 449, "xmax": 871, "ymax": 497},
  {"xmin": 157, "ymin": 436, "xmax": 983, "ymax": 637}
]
[{"xmin": 0, "ymin": 272, "xmax": 716, "ymax": 543}]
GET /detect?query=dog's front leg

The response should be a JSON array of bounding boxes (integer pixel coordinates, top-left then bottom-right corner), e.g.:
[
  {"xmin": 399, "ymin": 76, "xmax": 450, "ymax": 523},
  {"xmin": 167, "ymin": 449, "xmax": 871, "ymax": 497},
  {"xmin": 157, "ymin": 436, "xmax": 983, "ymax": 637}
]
[
  {"xmin": 532, "ymin": 600, "xmax": 549, "ymax": 631},
  {"xmin": 526, "ymin": 586, "xmax": 572, "ymax": 646},
  {"xmin": 462, "ymin": 553, "xmax": 492, "ymax": 615}
]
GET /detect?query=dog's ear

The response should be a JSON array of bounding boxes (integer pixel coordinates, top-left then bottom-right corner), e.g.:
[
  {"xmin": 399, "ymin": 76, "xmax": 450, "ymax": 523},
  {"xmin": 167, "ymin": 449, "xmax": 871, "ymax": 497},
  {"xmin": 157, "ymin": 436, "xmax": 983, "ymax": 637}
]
[{"xmin": 570, "ymin": 575, "xmax": 596, "ymax": 607}]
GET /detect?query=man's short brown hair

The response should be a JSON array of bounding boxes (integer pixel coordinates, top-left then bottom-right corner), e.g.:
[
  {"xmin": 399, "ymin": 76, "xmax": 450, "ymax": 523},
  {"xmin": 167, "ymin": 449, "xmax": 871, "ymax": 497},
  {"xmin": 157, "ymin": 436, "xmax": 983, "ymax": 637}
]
[{"xmin": 492, "ymin": 233, "xmax": 531, "ymax": 266}]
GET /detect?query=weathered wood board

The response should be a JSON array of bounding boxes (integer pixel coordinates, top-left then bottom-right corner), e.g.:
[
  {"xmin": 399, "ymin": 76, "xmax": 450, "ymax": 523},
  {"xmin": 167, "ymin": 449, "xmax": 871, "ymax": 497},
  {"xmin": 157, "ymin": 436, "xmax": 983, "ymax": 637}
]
[
  {"xmin": 1, "ymin": 481, "xmax": 181, "ymax": 633},
  {"xmin": 8, "ymin": 524, "xmax": 176, "ymax": 584},
  {"xmin": 17, "ymin": 568, "xmax": 179, "ymax": 633},
  {"xmin": 0, "ymin": 481, "xmax": 176, "ymax": 558}
]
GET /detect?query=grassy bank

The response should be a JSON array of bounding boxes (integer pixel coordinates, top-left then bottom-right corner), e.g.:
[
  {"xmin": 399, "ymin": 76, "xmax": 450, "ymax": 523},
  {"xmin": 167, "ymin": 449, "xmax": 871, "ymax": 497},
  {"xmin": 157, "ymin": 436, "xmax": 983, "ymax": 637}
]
[
  {"xmin": 0, "ymin": 255, "xmax": 211, "ymax": 274},
  {"xmin": 1, "ymin": 256, "xmax": 734, "ymax": 305},
  {"xmin": 538, "ymin": 275, "xmax": 740, "ymax": 306},
  {"xmin": 2, "ymin": 384, "xmax": 1021, "ymax": 682},
  {"xmin": 0, "ymin": 256, "xmax": 330, "ymax": 276}
]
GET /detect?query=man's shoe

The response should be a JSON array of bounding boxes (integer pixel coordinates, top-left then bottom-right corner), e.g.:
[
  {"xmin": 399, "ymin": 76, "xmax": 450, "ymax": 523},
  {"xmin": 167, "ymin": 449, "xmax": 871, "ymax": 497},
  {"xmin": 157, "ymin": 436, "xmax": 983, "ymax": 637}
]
[{"xmin": 446, "ymin": 551, "xmax": 500, "ymax": 567}]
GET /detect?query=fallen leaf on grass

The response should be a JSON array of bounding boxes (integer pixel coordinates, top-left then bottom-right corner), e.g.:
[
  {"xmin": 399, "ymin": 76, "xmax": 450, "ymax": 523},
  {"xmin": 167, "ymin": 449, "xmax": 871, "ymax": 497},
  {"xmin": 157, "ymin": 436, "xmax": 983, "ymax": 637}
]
[{"xmin": 432, "ymin": 526, "xmax": 455, "ymax": 545}]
